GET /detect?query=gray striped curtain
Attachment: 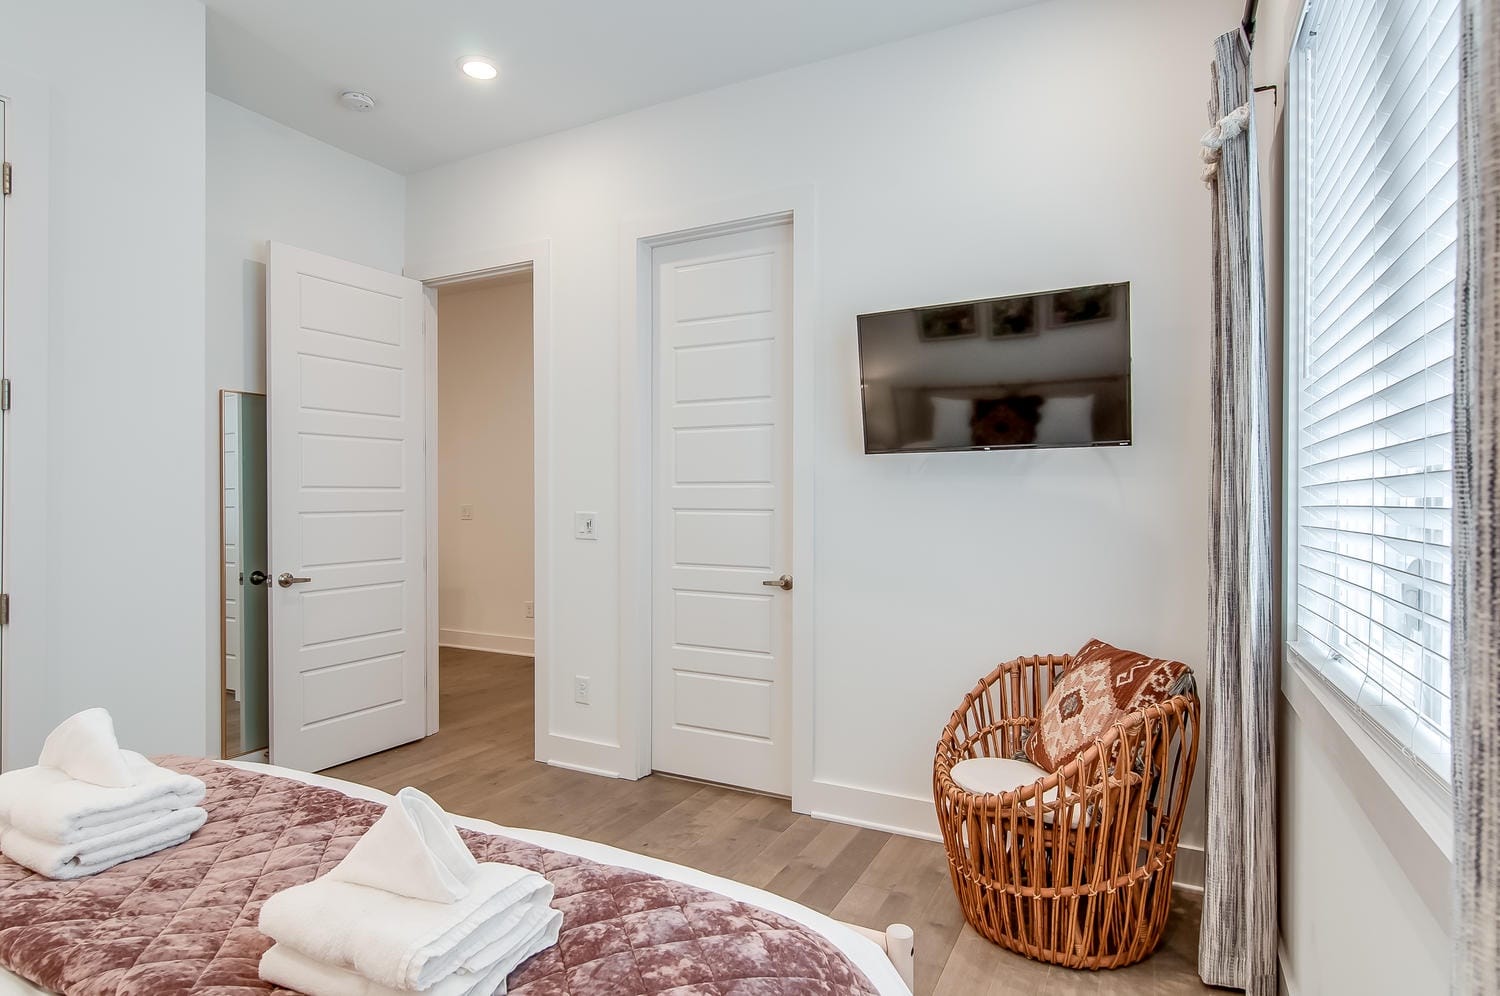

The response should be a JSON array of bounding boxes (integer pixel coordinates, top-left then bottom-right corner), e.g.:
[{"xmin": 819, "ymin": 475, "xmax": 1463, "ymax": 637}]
[
  {"xmin": 1198, "ymin": 30, "xmax": 1278, "ymax": 996},
  {"xmin": 1453, "ymin": 0, "xmax": 1499, "ymax": 991}
]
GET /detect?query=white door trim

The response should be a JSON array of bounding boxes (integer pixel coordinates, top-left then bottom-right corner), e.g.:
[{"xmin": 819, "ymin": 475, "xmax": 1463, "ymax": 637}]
[
  {"xmin": 405, "ymin": 243, "xmax": 555, "ymax": 759},
  {"xmin": 0, "ymin": 67, "xmax": 50, "ymax": 769},
  {"xmin": 618, "ymin": 187, "xmax": 818, "ymax": 812}
]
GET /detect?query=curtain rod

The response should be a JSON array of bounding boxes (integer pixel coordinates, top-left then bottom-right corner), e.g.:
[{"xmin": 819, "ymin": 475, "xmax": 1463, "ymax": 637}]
[{"xmin": 1242, "ymin": 0, "xmax": 1260, "ymax": 45}]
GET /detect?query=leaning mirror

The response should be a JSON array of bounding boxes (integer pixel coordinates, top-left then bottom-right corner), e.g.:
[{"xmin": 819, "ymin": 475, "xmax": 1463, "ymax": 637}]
[{"xmin": 220, "ymin": 390, "xmax": 269, "ymax": 759}]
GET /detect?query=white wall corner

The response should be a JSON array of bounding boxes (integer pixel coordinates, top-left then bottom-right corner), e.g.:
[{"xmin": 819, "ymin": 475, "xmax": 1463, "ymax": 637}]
[
  {"xmin": 1173, "ymin": 842, "xmax": 1205, "ymax": 892},
  {"xmin": 1279, "ymin": 940, "xmax": 1298, "ymax": 996}
]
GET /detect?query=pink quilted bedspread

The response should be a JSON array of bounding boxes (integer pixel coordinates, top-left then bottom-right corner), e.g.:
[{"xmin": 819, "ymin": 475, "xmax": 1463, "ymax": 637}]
[{"xmin": 0, "ymin": 758, "xmax": 879, "ymax": 996}]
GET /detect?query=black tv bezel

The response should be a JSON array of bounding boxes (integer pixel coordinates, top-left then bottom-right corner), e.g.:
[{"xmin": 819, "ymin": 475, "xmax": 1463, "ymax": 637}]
[{"xmin": 855, "ymin": 282, "xmax": 1134, "ymax": 455}]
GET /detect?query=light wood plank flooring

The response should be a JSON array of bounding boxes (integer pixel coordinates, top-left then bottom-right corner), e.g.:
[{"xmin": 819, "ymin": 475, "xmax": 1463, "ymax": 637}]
[{"xmin": 327, "ymin": 648, "xmax": 1214, "ymax": 996}]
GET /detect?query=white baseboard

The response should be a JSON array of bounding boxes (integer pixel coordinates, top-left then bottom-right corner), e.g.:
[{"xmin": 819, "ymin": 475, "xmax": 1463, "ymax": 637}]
[
  {"xmin": 439, "ymin": 628, "xmax": 535, "ymax": 657},
  {"xmin": 803, "ymin": 778, "xmax": 1206, "ymax": 892},
  {"xmin": 805, "ymin": 778, "xmax": 941, "ymax": 841},
  {"xmin": 544, "ymin": 757, "xmax": 623, "ymax": 778},
  {"xmin": 531, "ymin": 747, "xmax": 1209, "ymax": 894},
  {"xmin": 539, "ymin": 731, "xmax": 626, "ymax": 779}
]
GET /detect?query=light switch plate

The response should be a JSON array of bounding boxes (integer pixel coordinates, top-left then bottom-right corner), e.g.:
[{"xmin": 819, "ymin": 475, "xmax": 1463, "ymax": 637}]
[
  {"xmin": 459, "ymin": 504, "xmax": 474, "ymax": 521},
  {"xmin": 574, "ymin": 511, "xmax": 600, "ymax": 540}
]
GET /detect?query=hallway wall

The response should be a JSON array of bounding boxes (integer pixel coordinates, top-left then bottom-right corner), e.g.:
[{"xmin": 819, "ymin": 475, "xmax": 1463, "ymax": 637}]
[{"xmin": 437, "ymin": 274, "xmax": 536, "ymax": 656}]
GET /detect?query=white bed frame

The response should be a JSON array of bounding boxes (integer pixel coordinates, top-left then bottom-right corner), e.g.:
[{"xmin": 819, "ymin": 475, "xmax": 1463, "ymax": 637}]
[{"xmin": 845, "ymin": 922, "xmax": 916, "ymax": 992}]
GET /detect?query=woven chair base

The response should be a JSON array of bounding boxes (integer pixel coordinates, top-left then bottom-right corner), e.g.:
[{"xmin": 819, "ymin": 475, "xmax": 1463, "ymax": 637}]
[{"xmin": 946, "ymin": 856, "xmax": 1175, "ymax": 970}]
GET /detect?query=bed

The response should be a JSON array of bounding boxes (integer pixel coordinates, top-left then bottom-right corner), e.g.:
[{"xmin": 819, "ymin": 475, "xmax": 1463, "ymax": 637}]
[{"xmin": 0, "ymin": 759, "xmax": 914, "ymax": 996}]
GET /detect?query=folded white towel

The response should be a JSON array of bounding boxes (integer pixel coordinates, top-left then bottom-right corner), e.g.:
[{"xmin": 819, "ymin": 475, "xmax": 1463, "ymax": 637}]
[
  {"xmin": 0, "ymin": 806, "xmax": 207, "ymax": 879},
  {"xmin": 448, "ymin": 901, "xmax": 563, "ymax": 985},
  {"xmin": 258, "ymin": 904, "xmax": 561, "ymax": 996},
  {"xmin": 323, "ymin": 787, "xmax": 479, "ymax": 903},
  {"xmin": 37, "ymin": 707, "xmax": 133, "ymax": 788},
  {"xmin": 259, "ymin": 863, "xmax": 554, "ymax": 991},
  {"xmin": 0, "ymin": 751, "xmax": 206, "ymax": 843}
]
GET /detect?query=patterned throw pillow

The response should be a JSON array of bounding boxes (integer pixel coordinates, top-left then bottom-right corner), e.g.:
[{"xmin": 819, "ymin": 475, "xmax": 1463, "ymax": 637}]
[{"xmin": 1023, "ymin": 638, "xmax": 1193, "ymax": 772}]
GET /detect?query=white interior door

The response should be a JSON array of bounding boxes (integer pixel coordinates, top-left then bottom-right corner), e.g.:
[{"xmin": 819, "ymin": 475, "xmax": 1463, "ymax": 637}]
[
  {"xmin": 651, "ymin": 222, "xmax": 793, "ymax": 795},
  {"xmin": 267, "ymin": 243, "xmax": 427, "ymax": 772}
]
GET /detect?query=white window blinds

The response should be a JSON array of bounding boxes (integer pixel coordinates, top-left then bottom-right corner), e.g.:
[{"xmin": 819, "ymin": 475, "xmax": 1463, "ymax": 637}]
[{"xmin": 1289, "ymin": 0, "xmax": 1459, "ymax": 776}]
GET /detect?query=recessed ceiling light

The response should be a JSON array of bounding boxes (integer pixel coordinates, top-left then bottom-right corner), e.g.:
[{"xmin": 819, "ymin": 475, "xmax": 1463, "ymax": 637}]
[{"xmin": 458, "ymin": 56, "xmax": 498, "ymax": 81}]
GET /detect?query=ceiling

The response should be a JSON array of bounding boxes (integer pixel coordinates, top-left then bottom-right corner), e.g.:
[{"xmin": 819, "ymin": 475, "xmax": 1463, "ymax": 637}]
[{"xmin": 205, "ymin": 0, "xmax": 1038, "ymax": 174}]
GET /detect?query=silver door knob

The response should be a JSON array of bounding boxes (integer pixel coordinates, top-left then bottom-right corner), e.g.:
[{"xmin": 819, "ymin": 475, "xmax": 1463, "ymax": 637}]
[
  {"xmin": 277, "ymin": 572, "xmax": 312, "ymax": 588},
  {"xmin": 248, "ymin": 570, "xmax": 271, "ymax": 587},
  {"xmin": 761, "ymin": 574, "xmax": 793, "ymax": 591}
]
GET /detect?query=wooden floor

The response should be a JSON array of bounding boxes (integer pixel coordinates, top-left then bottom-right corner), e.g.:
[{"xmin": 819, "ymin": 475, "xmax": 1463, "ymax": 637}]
[{"xmin": 327, "ymin": 648, "xmax": 1215, "ymax": 996}]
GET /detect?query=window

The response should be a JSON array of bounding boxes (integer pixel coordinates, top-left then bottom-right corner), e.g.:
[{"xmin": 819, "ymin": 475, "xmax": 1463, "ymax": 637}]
[{"xmin": 1287, "ymin": 0, "xmax": 1459, "ymax": 778}]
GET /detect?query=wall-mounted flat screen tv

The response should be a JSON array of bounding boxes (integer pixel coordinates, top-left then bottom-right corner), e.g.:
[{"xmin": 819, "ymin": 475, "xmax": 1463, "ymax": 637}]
[{"xmin": 857, "ymin": 282, "xmax": 1132, "ymax": 454}]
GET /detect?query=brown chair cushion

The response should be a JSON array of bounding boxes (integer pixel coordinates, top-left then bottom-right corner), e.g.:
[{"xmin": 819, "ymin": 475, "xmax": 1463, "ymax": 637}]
[{"xmin": 1024, "ymin": 638, "xmax": 1192, "ymax": 772}]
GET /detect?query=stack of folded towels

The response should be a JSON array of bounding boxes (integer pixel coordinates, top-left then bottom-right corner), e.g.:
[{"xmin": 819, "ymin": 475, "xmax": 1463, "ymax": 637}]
[
  {"xmin": 259, "ymin": 786, "xmax": 562, "ymax": 996},
  {"xmin": 0, "ymin": 708, "xmax": 207, "ymax": 880}
]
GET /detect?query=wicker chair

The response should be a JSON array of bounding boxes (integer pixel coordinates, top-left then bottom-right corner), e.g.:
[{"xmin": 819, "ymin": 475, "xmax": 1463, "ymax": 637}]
[{"xmin": 933, "ymin": 654, "xmax": 1199, "ymax": 970}]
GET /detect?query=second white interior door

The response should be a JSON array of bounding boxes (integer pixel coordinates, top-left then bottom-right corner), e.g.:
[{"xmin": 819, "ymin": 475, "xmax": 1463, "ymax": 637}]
[
  {"xmin": 267, "ymin": 242, "xmax": 428, "ymax": 772},
  {"xmin": 651, "ymin": 222, "xmax": 794, "ymax": 795}
]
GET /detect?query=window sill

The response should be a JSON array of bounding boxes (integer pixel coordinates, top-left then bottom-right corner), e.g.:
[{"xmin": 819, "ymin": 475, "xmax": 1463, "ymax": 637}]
[{"xmin": 1282, "ymin": 646, "xmax": 1454, "ymax": 862}]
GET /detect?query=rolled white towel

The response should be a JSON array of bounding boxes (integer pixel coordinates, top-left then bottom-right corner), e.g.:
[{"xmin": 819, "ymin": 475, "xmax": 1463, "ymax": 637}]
[
  {"xmin": 0, "ymin": 806, "xmax": 207, "ymax": 880},
  {"xmin": 258, "ymin": 903, "xmax": 562, "ymax": 996},
  {"xmin": 37, "ymin": 707, "xmax": 133, "ymax": 787},
  {"xmin": 0, "ymin": 752, "xmax": 206, "ymax": 843},
  {"xmin": 323, "ymin": 787, "xmax": 480, "ymax": 903},
  {"xmin": 259, "ymin": 863, "xmax": 554, "ymax": 991}
]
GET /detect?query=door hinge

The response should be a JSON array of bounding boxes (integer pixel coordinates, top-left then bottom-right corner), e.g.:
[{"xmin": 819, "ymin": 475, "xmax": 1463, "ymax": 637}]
[
  {"xmin": 1, "ymin": 379, "xmax": 12, "ymax": 411},
  {"xmin": 1, "ymin": 594, "xmax": 11, "ymax": 626},
  {"xmin": 2, "ymin": 162, "xmax": 10, "ymax": 196}
]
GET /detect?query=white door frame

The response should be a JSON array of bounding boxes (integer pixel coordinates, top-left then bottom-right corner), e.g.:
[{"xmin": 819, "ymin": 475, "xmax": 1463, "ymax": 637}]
[
  {"xmin": 618, "ymin": 187, "xmax": 818, "ymax": 811},
  {"xmin": 405, "ymin": 242, "xmax": 552, "ymax": 751},
  {"xmin": 0, "ymin": 67, "xmax": 49, "ymax": 769}
]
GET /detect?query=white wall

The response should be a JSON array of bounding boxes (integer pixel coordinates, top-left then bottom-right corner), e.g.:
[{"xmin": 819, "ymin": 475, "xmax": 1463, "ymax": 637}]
[
  {"xmin": 1279, "ymin": 672, "xmax": 1451, "ymax": 994},
  {"xmin": 1251, "ymin": 1, "xmax": 1453, "ymax": 989},
  {"xmin": 437, "ymin": 274, "xmax": 535, "ymax": 656},
  {"xmin": 206, "ymin": 94, "xmax": 405, "ymax": 752},
  {"xmin": 207, "ymin": 94, "xmax": 405, "ymax": 393},
  {"xmin": 407, "ymin": 0, "xmax": 1240, "ymax": 857},
  {"xmin": 0, "ymin": 0, "xmax": 208, "ymax": 764}
]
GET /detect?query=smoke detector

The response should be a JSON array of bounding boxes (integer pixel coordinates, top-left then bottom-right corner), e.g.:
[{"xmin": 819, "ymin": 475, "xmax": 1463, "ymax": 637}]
[{"xmin": 338, "ymin": 90, "xmax": 377, "ymax": 113}]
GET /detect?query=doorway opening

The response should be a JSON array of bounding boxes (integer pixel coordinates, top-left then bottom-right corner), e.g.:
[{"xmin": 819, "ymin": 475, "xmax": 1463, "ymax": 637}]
[{"xmin": 433, "ymin": 269, "xmax": 536, "ymax": 738}]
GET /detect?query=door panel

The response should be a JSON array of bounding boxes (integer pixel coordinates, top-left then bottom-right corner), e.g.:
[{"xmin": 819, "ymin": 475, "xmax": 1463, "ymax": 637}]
[
  {"xmin": 268, "ymin": 243, "xmax": 427, "ymax": 772},
  {"xmin": 651, "ymin": 223, "xmax": 793, "ymax": 795}
]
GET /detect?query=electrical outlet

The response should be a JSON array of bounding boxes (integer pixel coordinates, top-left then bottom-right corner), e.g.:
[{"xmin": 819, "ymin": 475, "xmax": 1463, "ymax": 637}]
[
  {"xmin": 573, "ymin": 675, "xmax": 591, "ymax": 705},
  {"xmin": 574, "ymin": 511, "xmax": 600, "ymax": 540},
  {"xmin": 524, "ymin": 601, "xmax": 534, "ymax": 619},
  {"xmin": 459, "ymin": 504, "xmax": 474, "ymax": 521}
]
